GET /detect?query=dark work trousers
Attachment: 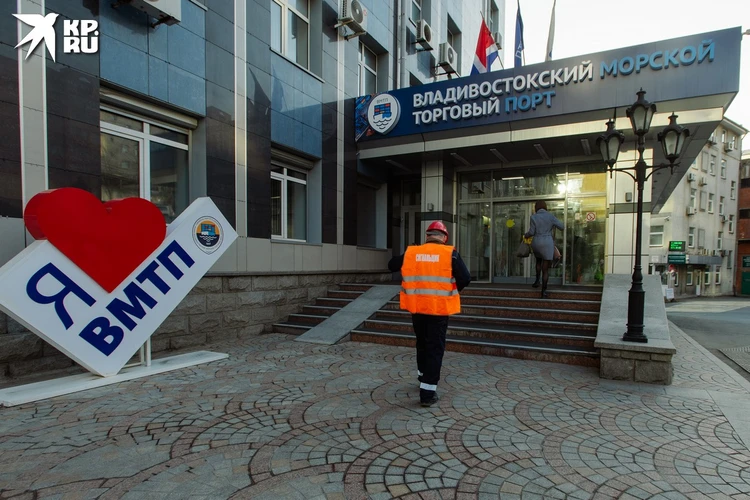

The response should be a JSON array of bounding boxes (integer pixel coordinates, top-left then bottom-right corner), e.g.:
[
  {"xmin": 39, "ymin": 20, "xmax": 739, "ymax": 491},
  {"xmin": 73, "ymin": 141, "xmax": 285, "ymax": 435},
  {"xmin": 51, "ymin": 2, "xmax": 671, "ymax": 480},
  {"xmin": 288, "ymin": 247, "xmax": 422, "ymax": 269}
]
[{"xmin": 412, "ymin": 313, "xmax": 449, "ymax": 397}]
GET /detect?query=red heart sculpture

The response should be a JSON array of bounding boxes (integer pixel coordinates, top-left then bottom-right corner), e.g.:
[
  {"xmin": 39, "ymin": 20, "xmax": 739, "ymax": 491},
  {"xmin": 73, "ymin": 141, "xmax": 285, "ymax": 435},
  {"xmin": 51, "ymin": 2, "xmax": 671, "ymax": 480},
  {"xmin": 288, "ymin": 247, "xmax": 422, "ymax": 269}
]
[{"xmin": 24, "ymin": 188, "xmax": 167, "ymax": 293}]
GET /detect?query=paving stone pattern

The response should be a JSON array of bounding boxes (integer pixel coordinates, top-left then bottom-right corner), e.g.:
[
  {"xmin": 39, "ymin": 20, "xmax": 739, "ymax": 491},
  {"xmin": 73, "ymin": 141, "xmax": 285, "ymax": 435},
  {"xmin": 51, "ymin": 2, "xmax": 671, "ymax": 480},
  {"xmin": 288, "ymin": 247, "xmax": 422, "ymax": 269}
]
[{"xmin": 1, "ymin": 328, "xmax": 750, "ymax": 499}]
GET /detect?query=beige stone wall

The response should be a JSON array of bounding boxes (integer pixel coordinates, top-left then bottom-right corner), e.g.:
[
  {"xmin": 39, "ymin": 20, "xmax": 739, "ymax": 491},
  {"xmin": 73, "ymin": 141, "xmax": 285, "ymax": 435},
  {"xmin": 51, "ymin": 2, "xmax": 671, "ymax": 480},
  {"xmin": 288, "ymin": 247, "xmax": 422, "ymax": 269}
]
[{"xmin": 0, "ymin": 271, "xmax": 392, "ymax": 382}]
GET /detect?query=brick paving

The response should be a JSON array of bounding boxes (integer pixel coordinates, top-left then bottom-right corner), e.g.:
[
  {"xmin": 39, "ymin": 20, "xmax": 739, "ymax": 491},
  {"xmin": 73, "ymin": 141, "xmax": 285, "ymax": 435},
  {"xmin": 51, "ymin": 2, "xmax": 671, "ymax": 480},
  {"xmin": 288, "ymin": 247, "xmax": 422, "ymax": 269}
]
[{"xmin": 1, "ymin": 325, "xmax": 750, "ymax": 499}]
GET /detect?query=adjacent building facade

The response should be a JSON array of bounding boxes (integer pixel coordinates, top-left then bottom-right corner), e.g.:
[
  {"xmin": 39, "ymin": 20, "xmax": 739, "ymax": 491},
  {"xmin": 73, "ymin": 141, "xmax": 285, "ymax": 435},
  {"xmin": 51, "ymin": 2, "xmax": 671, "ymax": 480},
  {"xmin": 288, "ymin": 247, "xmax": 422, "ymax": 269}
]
[
  {"xmin": 739, "ymin": 149, "xmax": 750, "ymax": 295},
  {"xmin": 649, "ymin": 119, "xmax": 746, "ymax": 297}
]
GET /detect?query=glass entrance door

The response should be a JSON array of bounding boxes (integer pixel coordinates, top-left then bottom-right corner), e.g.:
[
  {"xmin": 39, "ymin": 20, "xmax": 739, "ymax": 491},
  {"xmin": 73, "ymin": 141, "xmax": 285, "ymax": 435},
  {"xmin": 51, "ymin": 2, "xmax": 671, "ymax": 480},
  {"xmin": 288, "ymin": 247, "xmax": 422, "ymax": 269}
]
[
  {"xmin": 491, "ymin": 203, "xmax": 529, "ymax": 282},
  {"xmin": 400, "ymin": 206, "xmax": 422, "ymax": 252},
  {"xmin": 457, "ymin": 202, "xmax": 491, "ymax": 281},
  {"xmin": 564, "ymin": 196, "xmax": 606, "ymax": 285}
]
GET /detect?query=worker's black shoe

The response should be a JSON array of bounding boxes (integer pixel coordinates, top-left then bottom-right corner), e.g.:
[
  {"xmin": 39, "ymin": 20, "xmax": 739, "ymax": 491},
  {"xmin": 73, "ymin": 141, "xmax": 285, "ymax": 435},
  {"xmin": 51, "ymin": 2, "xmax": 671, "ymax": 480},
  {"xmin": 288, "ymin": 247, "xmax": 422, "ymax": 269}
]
[
  {"xmin": 531, "ymin": 280, "xmax": 540, "ymax": 288},
  {"xmin": 420, "ymin": 392, "xmax": 439, "ymax": 407}
]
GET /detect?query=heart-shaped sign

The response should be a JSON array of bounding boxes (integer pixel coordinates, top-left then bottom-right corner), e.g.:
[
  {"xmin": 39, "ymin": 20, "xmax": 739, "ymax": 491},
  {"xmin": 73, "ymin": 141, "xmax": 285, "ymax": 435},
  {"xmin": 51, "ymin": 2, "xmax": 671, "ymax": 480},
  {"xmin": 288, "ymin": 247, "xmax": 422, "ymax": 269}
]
[{"xmin": 24, "ymin": 188, "xmax": 166, "ymax": 293}]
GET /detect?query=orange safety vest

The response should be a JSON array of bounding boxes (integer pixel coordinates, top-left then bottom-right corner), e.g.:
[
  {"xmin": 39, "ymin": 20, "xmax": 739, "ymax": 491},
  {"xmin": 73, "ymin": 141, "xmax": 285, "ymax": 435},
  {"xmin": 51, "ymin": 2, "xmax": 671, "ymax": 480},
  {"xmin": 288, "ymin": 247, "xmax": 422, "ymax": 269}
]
[{"xmin": 400, "ymin": 243, "xmax": 460, "ymax": 316}]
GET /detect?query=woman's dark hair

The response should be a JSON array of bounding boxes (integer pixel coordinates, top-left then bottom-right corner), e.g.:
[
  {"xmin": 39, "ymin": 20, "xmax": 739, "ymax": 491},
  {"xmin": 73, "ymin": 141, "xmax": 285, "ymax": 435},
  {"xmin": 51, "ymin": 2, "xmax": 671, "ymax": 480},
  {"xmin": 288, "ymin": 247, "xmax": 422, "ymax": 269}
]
[{"xmin": 535, "ymin": 200, "xmax": 547, "ymax": 212}]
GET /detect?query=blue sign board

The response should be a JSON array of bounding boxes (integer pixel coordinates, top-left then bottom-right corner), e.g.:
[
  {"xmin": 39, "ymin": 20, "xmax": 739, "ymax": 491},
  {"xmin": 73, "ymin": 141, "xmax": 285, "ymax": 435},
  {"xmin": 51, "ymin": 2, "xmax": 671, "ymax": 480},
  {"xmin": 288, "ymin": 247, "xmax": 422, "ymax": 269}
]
[{"xmin": 355, "ymin": 27, "xmax": 741, "ymax": 142}]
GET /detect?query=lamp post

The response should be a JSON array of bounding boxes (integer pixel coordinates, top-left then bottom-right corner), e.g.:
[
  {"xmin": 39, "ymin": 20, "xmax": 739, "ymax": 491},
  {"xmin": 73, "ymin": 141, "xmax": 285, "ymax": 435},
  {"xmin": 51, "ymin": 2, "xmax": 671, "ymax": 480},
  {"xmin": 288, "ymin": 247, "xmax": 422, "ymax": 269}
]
[{"xmin": 597, "ymin": 89, "xmax": 689, "ymax": 342}]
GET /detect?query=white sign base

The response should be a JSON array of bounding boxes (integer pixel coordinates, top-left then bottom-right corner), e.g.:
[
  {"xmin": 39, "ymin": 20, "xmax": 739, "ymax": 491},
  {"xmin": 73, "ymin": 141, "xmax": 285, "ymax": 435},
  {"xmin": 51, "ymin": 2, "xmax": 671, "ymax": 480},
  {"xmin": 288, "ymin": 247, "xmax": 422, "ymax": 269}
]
[{"xmin": 0, "ymin": 350, "xmax": 228, "ymax": 407}]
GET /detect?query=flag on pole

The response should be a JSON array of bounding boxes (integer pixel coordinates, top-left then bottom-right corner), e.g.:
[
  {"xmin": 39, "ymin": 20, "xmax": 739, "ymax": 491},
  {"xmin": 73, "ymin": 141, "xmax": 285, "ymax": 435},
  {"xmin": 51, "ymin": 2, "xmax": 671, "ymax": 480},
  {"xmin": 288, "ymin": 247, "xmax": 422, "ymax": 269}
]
[
  {"xmin": 471, "ymin": 19, "xmax": 498, "ymax": 75},
  {"xmin": 514, "ymin": 1, "xmax": 524, "ymax": 68},
  {"xmin": 545, "ymin": 0, "xmax": 556, "ymax": 61}
]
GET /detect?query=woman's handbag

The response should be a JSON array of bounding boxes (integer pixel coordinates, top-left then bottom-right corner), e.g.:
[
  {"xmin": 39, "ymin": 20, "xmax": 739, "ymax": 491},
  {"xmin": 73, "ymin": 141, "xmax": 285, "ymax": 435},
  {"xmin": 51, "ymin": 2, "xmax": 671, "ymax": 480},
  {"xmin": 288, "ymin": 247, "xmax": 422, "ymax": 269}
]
[{"xmin": 516, "ymin": 237, "xmax": 531, "ymax": 258}]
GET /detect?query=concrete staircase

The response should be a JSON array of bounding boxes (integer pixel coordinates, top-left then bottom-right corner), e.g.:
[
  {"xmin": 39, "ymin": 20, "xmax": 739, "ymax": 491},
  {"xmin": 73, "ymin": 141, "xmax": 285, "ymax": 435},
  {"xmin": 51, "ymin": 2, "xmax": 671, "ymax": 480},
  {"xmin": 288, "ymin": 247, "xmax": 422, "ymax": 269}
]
[{"xmin": 274, "ymin": 283, "xmax": 602, "ymax": 367}]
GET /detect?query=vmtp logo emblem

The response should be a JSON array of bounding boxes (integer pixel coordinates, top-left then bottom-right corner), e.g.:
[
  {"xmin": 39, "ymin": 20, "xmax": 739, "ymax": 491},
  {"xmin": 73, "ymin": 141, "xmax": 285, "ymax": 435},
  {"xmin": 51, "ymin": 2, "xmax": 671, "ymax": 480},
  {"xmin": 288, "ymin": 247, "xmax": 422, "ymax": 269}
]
[
  {"xmin": 193, "ymin": 217, "xmax": 223, "ymax": 254},
  {"xmin": 13, "ymin": 13, "xmax": 99, "ymax": 62},
  {"xmin": 367, "ymin": 93, "xmax": 400, "ymax": 135}
]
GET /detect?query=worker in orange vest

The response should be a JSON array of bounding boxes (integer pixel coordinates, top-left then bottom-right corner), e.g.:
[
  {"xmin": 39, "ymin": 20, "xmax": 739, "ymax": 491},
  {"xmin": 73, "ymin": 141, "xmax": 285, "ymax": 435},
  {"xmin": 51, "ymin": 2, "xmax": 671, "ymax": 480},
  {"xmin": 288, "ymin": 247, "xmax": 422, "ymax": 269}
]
[{"xmin": 388, "ymin": 221, "xmax": 471, "ymax": 407}]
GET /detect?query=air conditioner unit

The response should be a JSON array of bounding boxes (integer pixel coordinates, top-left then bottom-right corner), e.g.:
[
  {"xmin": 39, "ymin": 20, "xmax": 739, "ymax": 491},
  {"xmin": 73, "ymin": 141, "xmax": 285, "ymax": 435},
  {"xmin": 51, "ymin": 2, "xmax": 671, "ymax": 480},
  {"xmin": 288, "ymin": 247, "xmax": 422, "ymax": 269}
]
[
  {"xmin": 686, "ymin": 207, "xmax": 696, "ymax": 215},
  {"xmin": 720, "ymin": 250, "xmax": 726, "ymax": 257},
  {"xmin": 720, "ymin": 215, "xmax": 728, "ymax": 223},
  {"xmin": 438, "ymin": 42, "xmax": 459, "ymax": 75},
  {"xmin": 724, "ymin": 142, "xmax": 734, "ymax": 152},
  {"xmin": 711, "ymin": 249, "xmax": 717, "ymax": 256},
  {"xmin": 126, "ymin": 0, "xmax": 182, "ymax": 25},
  {"xmin": 339, "ymin": 0, "xmax": 367, "ymax": 33},
  {"xmin": 493, "ymin": 32, "xmax": 503, "ymax": 50},
  {"xmin": 708, "ymin": 134, "xmax": 717, "ymax": 144},
  {"xmin": 701, "ymin": 248, "xmax": 709, "ymax": 255},
  {"xmin": 416, "ymin": 19, "xmax": 433, "ymax": 50},
  {"xmin": 699, "ymin": 176, "xmax": 707, "ymax": 186},
  {"xmin": 687, "ymin": 172, "xmax": 696, "ymax": 182}
]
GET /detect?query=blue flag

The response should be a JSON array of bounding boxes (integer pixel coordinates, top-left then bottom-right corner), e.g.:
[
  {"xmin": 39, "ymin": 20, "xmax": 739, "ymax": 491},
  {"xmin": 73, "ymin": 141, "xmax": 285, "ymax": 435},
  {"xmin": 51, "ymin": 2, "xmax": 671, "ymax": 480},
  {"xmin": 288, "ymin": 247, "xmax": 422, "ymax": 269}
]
[{"xmin": 514, "ymin": 1, "xmax": 524, "ymax": 68}]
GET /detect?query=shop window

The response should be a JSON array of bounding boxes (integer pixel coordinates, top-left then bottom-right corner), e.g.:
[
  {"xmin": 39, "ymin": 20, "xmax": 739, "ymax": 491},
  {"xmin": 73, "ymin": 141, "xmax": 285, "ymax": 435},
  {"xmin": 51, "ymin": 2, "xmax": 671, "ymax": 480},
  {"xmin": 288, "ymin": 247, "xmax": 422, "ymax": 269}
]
[
  {"xmin": 271, "ymin": 162, "xmax": 307, "ymax": 241},
  {"xmin": 649, "ymin": 225, "xmax": 664, "ymax": 247},
  {"xmin": 100, "ymin": 108, "xmax": 189, "ymax": 224},
  {"xmin": 686, "ymin": 272, "xmax": 693, "ymax": 286},
  {"xmin": 717, "ymin": 231, "xmax": 723, "ymax": 250},
  {"xmin": 272, "ymin": 0, "xmax": 310, "ymax": 69},
  {"xmin": 731, "ymin": 181, "xmax": 736, "ymax": 199},
  {"xmin": 358, "ymin": 43, "xmax": 377, "ymax": 95},
  {"xmin": 720, "ymin": 159, "xmax": 727, "ymax": 179},
  {"xmin": 719, "ymin": 196, "xmax": 725, "ymax": 215},
  {"xmin": 708, "ymin": 193, "xmax": 714, "ymax": 213},
  {"xmin": 688, "ymin": 227, "xmax": 695, "ymax": 248}
]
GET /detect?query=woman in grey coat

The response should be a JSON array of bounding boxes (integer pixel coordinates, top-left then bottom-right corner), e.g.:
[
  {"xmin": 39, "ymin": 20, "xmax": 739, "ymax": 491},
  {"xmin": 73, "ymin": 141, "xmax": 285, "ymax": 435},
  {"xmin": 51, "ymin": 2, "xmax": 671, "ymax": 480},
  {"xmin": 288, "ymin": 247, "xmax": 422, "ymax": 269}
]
[{"xmin": 524, "ymin": 200, "xmax": 564, "ymax": 298}]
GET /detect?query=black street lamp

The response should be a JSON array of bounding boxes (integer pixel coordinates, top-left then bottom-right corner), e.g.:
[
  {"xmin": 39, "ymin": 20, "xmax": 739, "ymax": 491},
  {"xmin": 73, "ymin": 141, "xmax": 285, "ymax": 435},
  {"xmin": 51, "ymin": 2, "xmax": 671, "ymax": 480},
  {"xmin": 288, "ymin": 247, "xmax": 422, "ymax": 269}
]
[{"xmin": 596, "ymin": 89, "xmax": 689, "ymax": 343}]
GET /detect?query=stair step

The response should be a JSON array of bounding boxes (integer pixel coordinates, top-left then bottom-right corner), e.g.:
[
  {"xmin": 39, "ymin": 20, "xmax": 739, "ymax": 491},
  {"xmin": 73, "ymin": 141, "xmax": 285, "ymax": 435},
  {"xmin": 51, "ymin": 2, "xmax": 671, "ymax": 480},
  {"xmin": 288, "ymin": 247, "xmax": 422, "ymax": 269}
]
[
  {"xmin": 314, "ymin": 297, "xmax": 354, "ymax": 307},
  {"xmin": 302, "ymin": 305, "xmax": 342, "ymax": 316},
  {"xmin": 454, "ymin": 296, "xmax": 602, "ymax": 312},
  {"xmin": 375, "ymin": 306, "xmax": 598, "ymax": 324},
  {"xmin": 273, "ymin": 323, "xmax": 312, "ymax": 335},
  {"xmin": 354, "ymin": 323, "xmax": 594, "ymax": 348},
  {"xmin": 461, "ymin": 286, "xmax": 602, "ymax": 301},
  {"xmin": 338, "ymin": 284, "xmax": 376, "ymax": 292},
  {"xmin": 350, "ymin": 330, "xmax": 600, "ymax": 367},
  {"xmin": 286, "ymin": 314, "xmax": 329, "ymax": 325},
  {"xmin": 364, "ymin": 314, "xmax": 597, "ymax": 333},
  {"xmin": 327, "ymin": 290, "xmax": 364, "ymax": 300}
]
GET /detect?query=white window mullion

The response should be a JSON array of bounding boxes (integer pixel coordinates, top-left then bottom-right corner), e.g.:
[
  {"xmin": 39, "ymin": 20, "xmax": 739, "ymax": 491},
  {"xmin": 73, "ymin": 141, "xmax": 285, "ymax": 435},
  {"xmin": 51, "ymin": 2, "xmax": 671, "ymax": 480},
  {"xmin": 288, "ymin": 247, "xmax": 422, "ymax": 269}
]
[{"xmin": 281, "ymin": 171, "xmax": 288, "ymax": 238}]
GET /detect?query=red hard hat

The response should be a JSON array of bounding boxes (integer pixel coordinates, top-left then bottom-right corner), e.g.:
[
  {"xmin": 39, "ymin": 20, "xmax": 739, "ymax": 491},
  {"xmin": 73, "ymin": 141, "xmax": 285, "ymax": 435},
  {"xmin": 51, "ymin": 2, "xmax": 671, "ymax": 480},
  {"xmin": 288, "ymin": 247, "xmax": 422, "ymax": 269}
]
[{"xmin": 426, "ymin": 221, "xmax": 449, "ymax": 237}]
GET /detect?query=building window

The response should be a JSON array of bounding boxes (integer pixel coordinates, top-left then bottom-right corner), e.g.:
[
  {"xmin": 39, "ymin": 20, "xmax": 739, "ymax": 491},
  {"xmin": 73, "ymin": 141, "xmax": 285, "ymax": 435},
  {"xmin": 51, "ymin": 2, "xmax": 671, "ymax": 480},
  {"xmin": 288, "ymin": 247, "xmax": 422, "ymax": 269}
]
[
  {"xmin": 673, "ymin": 272, "xmax": 679, "ymax": 287},
  {"xmin": 731, "ymin": 181, "xmax": 736, "ymax": 199},
  {"xmin": 686, "ymin": 272, "xmax": 693, "ymax": 286},
  {"xmin": 708, "ymin": 193, "xmax": 714, "ymax": 213},
  {"xmin": 728, "ymin": 250, "xmax": 733, "ymax": 269},
  {"xmin": 688, "ymin": 226, "xmax": 695, "ymax": 248},
  {"xmin": 100, "ymin": 108, "xmax": 190, "ymax": 224},
  {"xmin": 709, "ymin": 155, "xmax": 716, "ymax": 175},
  {"xmin": 715, "ymin": 269, "xmax": 721, "ymax": 285},
  {"xmin": 271, "ymin": 163, "xmax": 307, "ymax": 240},
  {"xmin": 729, "ymin": 214, "xmax": 734, "ymax": 233},
  {"xmin": 701, "ymin": 151, "xmax": 708, "ymax": 172},
  {"xmin": 720, "ymin": 159, "xmax": 727, "ymax": 179},
  {"xmin": 719, "ymin": 196, "xmax": 725, "ymax": 215},
  {"xmin": 721, "ymin": 130, "xmax": 726, "ymax": 144},
  {"xmin": 698, "ymin": 228, "xmax": 705, "ymax": 248},
  {"xmin": 359, "ymin": 43, "xmax": 377, "ymax": 95},
  {"xmin": 704, "ymin": 270, "xmax": 710, "ymax": 286},
  {"xmin": 690, "ymin": 159, "xmax": 698, "ymax": 170},
  {"xmin": 488, "ymin": 1, "xmax": 499, "ymax": 34},
  {"xmin": 729, "ymin": 134, "xmax": 736, "ymax": 150},
  {"xmin": 649, "ymin": 225, "xmax": 664, "ymax": 247},
  {"xmin": 271, "ymin": 0, "xmax": 310, "ymax": 69},
  {"xmin": 411, "ymin": 0, "xmax": 422, "ymax": 21},
  {"xmin": 717, "ymin": 231, "xmax": 723, "ymax": 250},
  {"xmin": 690, "ymin": 188, "xmax": 697, "ymax": 208},
  {"xmin": 699, "ymin": 191, "xmax": 707, "ymax": 211}
]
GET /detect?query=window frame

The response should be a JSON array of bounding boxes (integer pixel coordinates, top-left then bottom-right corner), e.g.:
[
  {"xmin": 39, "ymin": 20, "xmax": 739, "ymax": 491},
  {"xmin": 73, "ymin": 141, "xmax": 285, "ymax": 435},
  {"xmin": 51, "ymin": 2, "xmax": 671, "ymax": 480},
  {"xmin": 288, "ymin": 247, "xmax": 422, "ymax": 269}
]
[
  {"xmin": 719, "ymin": 196, "xmax": 725, "ymax": 216},
  {"xmin": 358, "ymin": 42, "xmax": 377, "ymax": 95},
  {"xmin": 271, "ymin": 162, "xmax": 308, "ymax": 241},
  {"xmin": 649, "ymin": 224, "xmax": 664, "ymax": 247},
  {"xmin": 717, "ymin": 231, "xmax": 723, "ymax": 250},
  {"xmin": 410, "ymin": 0, "xmax": 422, "ymax": 23},
  {"xmin": 688, "ymin": 226, "xmax": 695, "ymax": 248},
  {"xmin": 704, "ymin": 270, "xmax": 710, "ymax": 286},
  {"xmin": 673, "ymin": 271, "xmax": 679, "ymax": 287},
  {"xmin": 729, "ymin": 215, "xmax": 735, "ymax": 234},
  {"xmin": 690, "ymin": 188, "xmax": 697, "ymax": 208},
  {"xmin": 709, "ymin": 154, "xmax": 716, "ymax": 175},
  {"xmin": 720, "ymin": 159, "xmax": 727, "ymax": 179},
  {"xmin": 715, "ymin": 269, "xmax": 721, "ymax": 285},
  {"xmin": 731, "ymin": 181, "xmax": 737, "ymax": 199},
  {"xmin": 100, "ymin": 106, "xmax": 190, "ymax": 221},
  {"xmin": 272, "ymin": 0, "xmax": 311, "ymax": 69},
  {"xmin": 708, "ymin": 193, "xmax": 714, "ymax": 213},
  {"xmin": 686, "ymin": 271, "xmax": 693, "ymax": 286}
]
